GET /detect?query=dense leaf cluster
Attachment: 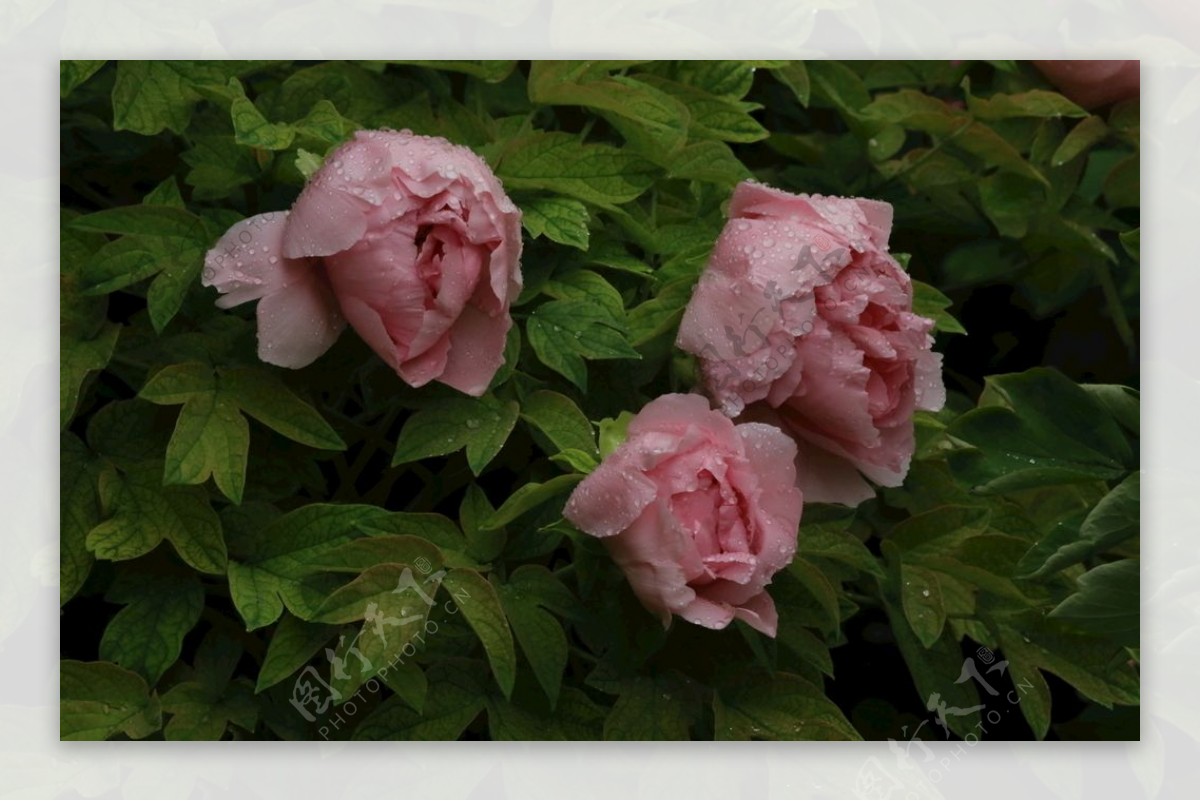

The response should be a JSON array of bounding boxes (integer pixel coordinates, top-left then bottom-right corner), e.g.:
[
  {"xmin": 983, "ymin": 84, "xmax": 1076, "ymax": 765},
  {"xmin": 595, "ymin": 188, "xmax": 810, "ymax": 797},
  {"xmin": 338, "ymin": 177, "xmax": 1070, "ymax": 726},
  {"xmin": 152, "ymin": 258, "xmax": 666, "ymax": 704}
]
[{"xmin": 60, "ymin": 60, "xmax": 1138, "ymax": 741}]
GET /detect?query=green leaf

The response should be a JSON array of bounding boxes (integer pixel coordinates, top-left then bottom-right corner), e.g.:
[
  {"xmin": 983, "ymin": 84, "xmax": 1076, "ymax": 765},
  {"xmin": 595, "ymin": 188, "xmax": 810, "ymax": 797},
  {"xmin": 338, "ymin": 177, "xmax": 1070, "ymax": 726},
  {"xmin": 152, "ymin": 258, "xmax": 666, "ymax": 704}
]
[
  {"xmin": 353, "ymin": 662, "xmax": 485, "ymax": 740},
  {"xmin": 441, "ymin": 570, "xmax": 517, "ymax": 699},
  {"xmin": 522, "ymin": 197, "xmax": 590, "ymax": 250},
  {"xmin": 978, "ymin": 172, "xmax": 1044, "ymax": 238},
  {"xmin": 787, "ymin": 559, "xmax": 841, "ymax": 633},
  {"xmin": 604, "ymin": 676, "xmax": 693, "ymax": 740},
  {"xmin": 162, "ymin": 385, "xmax": 250, "ymax": 504},
  {"xmin": 1119, "ymin": 228, "xmax": 1140, "ymax": 261},
  {"xmin": 1052, "ymin": 114, "xmax": 1108, "ymax": 166},
  {"xmin": 307, "ymin": 533, "xmax": 446, "ymax": 574},
  {"xmin": 220, "ymin": 367, "xmax": 345, "ymax": 449},
  {"xmin": 391, "ymin": 394, "xmax": 519, "ymax": 475},
  {"xmin": 881, "ymin": 544, "xmax": 981, "ymax": 738},
  {"xmin": 481, "ymin": 473, "xmax": 583, "ymax": 532},
  {"xmin": 889, "ymin": 505, "xmax": 991, "ymax": 557},
  {"xmin": 542, "ymin": 270, "xmax": 625, "ymax": 321},
  {"xmin": 161, "ymin": 679, "xmax": 258, "ymax": 740},
  {"xmin": 866, "ymin": 89, "xmax": 1046, "ymax": 185},
  {"xmin": 527, "ymin": 299, "xmax": 640, "ymax": 391},
  {"xmin": 380, "ymin": 659, "xmax": 429, "ymax": 713},
  {"xmin": 255, "ymin": 613, "xmax": 339, "ymax": 693},
  {"xmin": 61, "ymin": 434, "xmax": 99, "ymax": 604},
  {"xmin": 228, "ymin": 504, "xmax": 392, "ymax": 630},
  {"xmin": 799, "ymin": 523, "xmax": 884, "ymax": 578},
  {"xmin": 61, "ymin": 321, "xmax": 120, "ymax": 430},
  {"xmin": 99, "ymin": 573, "xmax": 204, "ymax": 685},
  {"xmin": 1022, "ymin": 471, "xmax": 1139, "ymax": 577},
  {"xmin": 626, "ymin": 278, "xmax": 696, "ymax": 346},
  {"xmin": 229, "ymin": 78, "xmax": 296, "ymax": 150},
  {"xmin": 911, "ymin": 279, "xmax": 966, "ymax": 335},
  {"xmin": 772, "ymin": 62, "xmax": 811, "ymax": 106},
  {"xmin": 309, "ymin": 560, "xmax": 445, "ymax": 698},
  {"xmin": 521, "ymin": 390, "xmax": 598, "ymax": 458},
  {"xmin": 184, "ymin": 135, "xmax": 260, "ymax": 198},
  {"xmin": 598, "ymin": 411, "xmax": 635, "ymax": 458},
  {"xmin": 528, "ymin": 63, "xmax": 690, "ymax": 157},
  {"xmin": 88, "ymin": 462, "xmax": 226, "ymax": 574},
  {"xmin": 948, "ymin": 368, "xmax": 1131, "ymax": 493},
  {"xmin": 80, "ymin": 236, "xmax": 166, "ymax": 295},
  {"xmin": 1049, "ymin": 559, "xmax": 1139, "ymax": 646},
  {"xmin": 776, "ymin": 622, "xmax": 834, "ymax": 678},
  {"xmin": 639, "ymin": 75, "xmax": 767, "ymax": 143},
  {"xmin": 146, "ymin": 241, "xmax": 208, "ymax": 332},
  {"xmin": 900, "ymin": 564, "xmax": 946, "ymax": 648},
  {"xmin": 61, "ymin": 660, "xmax": 162, "ymax": 740},
  {"xmin": 111, "ymin": 60, "xmax": 202, "ymax": 135},
  {"xmin": 141, "ymin": 363, "xmax": 344, "ymax": 501},
  {"xmin": 71, "ymin": 205, "xmax": 208, "ymax": 241},
  {"xmin": 498, "ymin": 566, "xmax": 572, "ymax": 706},
  {"xmin": 61, "ymin": 60, "xmax": 106, "ymax": 97},
  {"xmin": 663, "ymin": 140, "xmax": 752, "ymax": 186},
  {"xmin": 310, "ymin": 561, "xmax": 443, "ymax": 624},
  {"xmin": 110, "ymin": 60, "xmax": 267, "ymax": 135},
  {"xmin": 460, "ymin": 484, "xmax": 506, "ymax": 563},
  {"xmin": 997, "ymin": 615, "xmax": 1138, "ymax": 708},
  {"xmin": 714, "ymin": 673, "xmax": 860, "ymax": 740},
  {"xmin": 295, "ymin": 148, "xmax": 324, "ymax": 180},
  {"xmin": 964, "ymin": 83, "xmax": 1088, "ymax": 121},
  {"xmin": 673, "ymin": 60, "xmax": 769, "ymax": 98},
  {"xmin": 1006, "ymin": 653, "xmax": 1053, "ymax": 740},
  {"xmin": 497, "ymin": 131, "xmax": 658, "ymax": 207}
]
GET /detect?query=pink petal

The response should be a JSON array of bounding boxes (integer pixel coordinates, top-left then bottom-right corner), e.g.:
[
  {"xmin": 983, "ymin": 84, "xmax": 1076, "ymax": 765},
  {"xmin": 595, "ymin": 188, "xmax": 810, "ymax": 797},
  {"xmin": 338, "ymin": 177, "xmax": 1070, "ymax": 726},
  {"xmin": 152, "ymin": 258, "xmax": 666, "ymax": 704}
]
[
  {"xmin": 395, "ymin": 331, "xmax": 451, "ymax": 388},
  {"xmin": 203, "ymin": 212, "xmax": 301, "ymax": 308},
  {"xmin": 782, "ymin": 322, "xmax": 879, "ymax": 450},
  {"xmin": 282, "ymin": 133, "xmax": 394, "ymax": 259},
  {"xmin": 336, "ymin": 295, "xmax": 400, "ymax": 371},
  {"xmin": 733, "ymin": 591, "xmax": 779, "ymax": 637},
  {"xmin": 606, "ymin": 501, "xmax": 706, "ymax": 626},
  {"xmin": 283, "ymin": 185, "xmax": 369, "ymax": 259},
  {"xmin": 626, "ymin": 393, "xmax": 725, "ymax": 440},
  {"xmin": 733, "ymin": 421, "xmax": 802, "ymax": 572},
  {"xmin": 254, "ymin": 274, "xmax": 346, "ymax": 369},
  {"xmin": 677, "ymin": 594, "xmax": 737, "ymax": 631},
  {"xmin": 702, "ymin": 552, "xmax": 757, "ymax": 584},
  {"xmin": 793, "ymin": 440, "xmax": 876, "ymax": 506},
  {"xmin": 914, "ymin": 347, "xmax": 946, "ymax": 412},
  {"xmin": 436, "ymin": 304, "xmax": 512, "ymax": 397},
  {"xmin": 563, "ymin": 451, "xmax": 659, "ymax": 539},
  {"xmin": 854, "ymin": 199, "xmax": 893, "ymax": 250}
]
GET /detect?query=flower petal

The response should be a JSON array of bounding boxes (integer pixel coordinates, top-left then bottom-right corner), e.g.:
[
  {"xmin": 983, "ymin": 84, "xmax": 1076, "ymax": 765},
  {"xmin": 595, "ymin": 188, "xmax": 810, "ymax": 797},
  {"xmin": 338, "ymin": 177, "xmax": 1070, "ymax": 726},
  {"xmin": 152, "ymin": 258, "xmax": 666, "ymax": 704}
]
[
  {"xmin": 564, "ymin": 450, "xmax": 659, "ymax": 539},
  {"xmin": 733, "ymin": 421, "xmax": 802, "ymax": 571},
  {"xmin": 254, "ymin": 274, "xmax": 346, "ymax": 369},
  {"xmin": 203, "ymin": 212, "xmax": 300, "ymax": 308},
  {"xmin": 793, "ymin": 440, "xmax": 876, "ymax": 506},
  {"xmin": 436, "ymin": 303, "xmax": 511, "ymax": 397},
  {"xmin": 733, "ymin": 591, "xmax": 778, "ymax": 637}
]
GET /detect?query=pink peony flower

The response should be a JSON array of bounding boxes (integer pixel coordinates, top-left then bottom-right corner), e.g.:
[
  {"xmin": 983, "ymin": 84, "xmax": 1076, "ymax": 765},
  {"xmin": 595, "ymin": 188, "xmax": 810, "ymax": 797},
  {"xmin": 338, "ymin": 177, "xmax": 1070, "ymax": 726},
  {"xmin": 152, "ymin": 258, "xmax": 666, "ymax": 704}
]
[
  {"xmin": 676, "ymin": 181, "xmax": 944, "ymax": 506},
  {"xmin": 1032, "ymin": 60, "xmax": 1139, "ymax": 109},
  {"xmin": 203, "ymin": 129, "xmax": 523, "ymax": 396},
  {"xmin": 563, "ymin": 393, "xmax": 802, "ymax": 637}
]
